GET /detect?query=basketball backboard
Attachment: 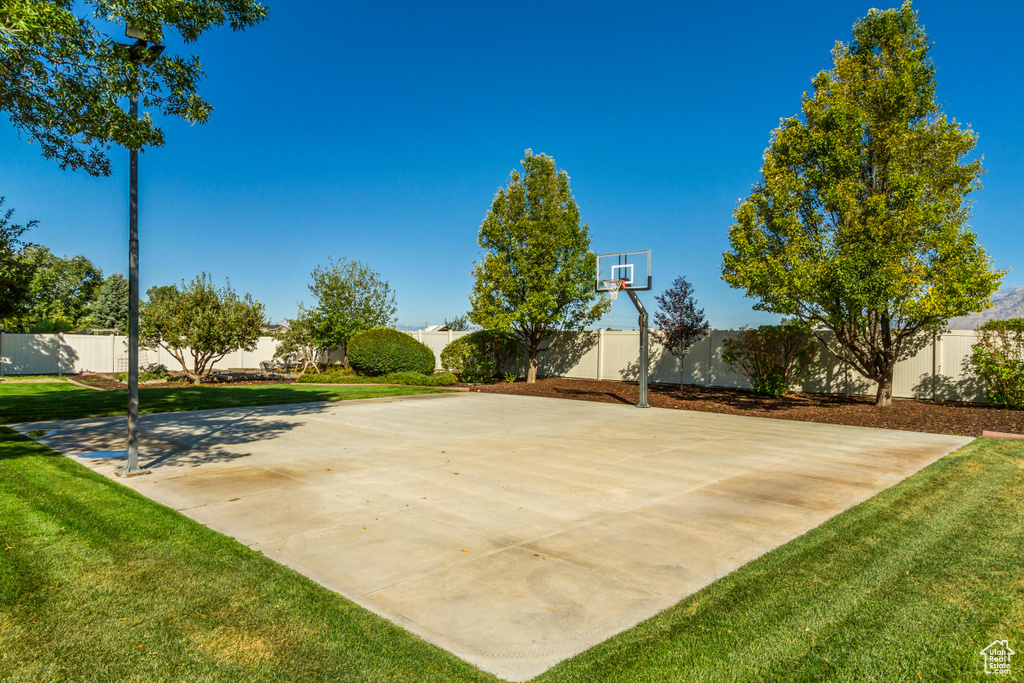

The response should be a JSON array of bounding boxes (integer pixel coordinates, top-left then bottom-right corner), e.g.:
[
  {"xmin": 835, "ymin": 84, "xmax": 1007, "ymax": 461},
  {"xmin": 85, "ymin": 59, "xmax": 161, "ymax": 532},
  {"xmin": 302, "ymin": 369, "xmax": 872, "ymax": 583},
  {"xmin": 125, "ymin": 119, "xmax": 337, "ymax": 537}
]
[{"xmin": 596, "ymin": 250, "xmax": 651, "ymax": 291}]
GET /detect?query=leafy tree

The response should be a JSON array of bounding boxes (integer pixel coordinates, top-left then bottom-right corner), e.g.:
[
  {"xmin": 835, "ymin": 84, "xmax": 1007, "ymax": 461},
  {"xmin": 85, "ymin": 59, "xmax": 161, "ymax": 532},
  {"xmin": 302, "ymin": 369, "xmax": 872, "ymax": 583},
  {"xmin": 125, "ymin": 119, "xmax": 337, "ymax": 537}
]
[
  {"xmin": 721, "ymin": 2, "xmax": 1003, "ymax": 406},
  {"xmin": 307, "ymin": 258, "xmax": 397, "ymax": 364},
  {"xmin": 969, "ymin": 319, "xmax": 1024, "ymax": 409},
  {"xmin": 273, "ymin": 306, "xmax": 322, "ymax": 374},
  {"xmin": 89, "ymin": 272, "xmax": 128, "ymax": 331},
  {"xmin": 18, "ymin": 245, "xmax": 102, "ymax": 332},
  {"xmin": 469, "ymin": 150, "xmax": 609, "ymax": 383},
  {"xmin": 0, "ymin": 197, "xmax": 36, "ymax": 324},
  {"xmin": 444, "ymin": 313, "xmax": 471, "ymax": 331},
  {"xmin": 140, "ymin": 274, "xmax": 265, "ymax": 384},
  {"xmin": 651, "ymin": 276, "xmax": 710, "ymax": 387},
  {"xmin": 721, "ymin": 320, "xmax": 819, "ymax": 397},
  {"xmin": 0, "ymin": 0, "xmax": 268, "ymax": 176},
  {"xmin": 145, "ymin": 284, "xmax": 178, "ymax": 305}
]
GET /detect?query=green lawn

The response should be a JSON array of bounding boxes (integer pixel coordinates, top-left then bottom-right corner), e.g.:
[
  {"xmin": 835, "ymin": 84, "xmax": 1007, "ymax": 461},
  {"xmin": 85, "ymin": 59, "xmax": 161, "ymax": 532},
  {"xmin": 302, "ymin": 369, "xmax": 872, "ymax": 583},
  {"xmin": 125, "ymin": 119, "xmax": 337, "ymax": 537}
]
[
  {"xmin": 1, "ymin": 429, "xmax": 1021, "ymax": 681},
  {"xmin": 0, "ymin": 381, "xmax": 450, "ymax": 424}
]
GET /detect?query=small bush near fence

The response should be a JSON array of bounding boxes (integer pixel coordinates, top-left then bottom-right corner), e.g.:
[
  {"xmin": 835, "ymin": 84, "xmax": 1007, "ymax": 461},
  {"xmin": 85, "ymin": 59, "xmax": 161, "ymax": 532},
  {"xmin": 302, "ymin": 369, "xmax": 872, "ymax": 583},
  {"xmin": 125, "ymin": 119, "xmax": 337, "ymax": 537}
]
[
  {"xmin": 114, "ymin": 363, "xmax": 170, "ymax": 382},
  {"xmin": 298, "ymin": 370, "xmax": 457, "ymax": 386},
  {"xmin": 440, "ymin": 330, "xmax": 521, "ymax": 382},
  {"xmin": 969, "ymin": 318, "xmax": 1024, "ymax": 409},
  {"xmin": 347, "ymin": 329, "xmax": 435, "ymax": 376},
  {"xmin": 721, "ymin": 321, "xmax": 818, "ymax": 397}
]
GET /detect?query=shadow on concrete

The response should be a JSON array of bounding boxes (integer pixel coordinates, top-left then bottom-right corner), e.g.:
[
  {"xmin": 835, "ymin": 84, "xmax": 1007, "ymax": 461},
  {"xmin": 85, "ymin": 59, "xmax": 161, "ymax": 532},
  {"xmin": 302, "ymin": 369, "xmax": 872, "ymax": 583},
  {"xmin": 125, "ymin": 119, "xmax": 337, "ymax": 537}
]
[{"xmin": 137, "ymin": 401, "xmax": 338, "ymax": 470}]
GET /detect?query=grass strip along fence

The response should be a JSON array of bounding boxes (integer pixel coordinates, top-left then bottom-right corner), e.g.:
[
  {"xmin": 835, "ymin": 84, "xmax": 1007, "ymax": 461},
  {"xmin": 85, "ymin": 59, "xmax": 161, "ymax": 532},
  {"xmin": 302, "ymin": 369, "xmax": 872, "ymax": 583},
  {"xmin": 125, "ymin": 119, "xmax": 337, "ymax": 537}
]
[
  {"xmin": 0, "ymin": 381, "xmax": 450, "ymax": 425},
  {"xmin": 1, "ymin": 421, "xmax": 1021, "ymax": 680}
]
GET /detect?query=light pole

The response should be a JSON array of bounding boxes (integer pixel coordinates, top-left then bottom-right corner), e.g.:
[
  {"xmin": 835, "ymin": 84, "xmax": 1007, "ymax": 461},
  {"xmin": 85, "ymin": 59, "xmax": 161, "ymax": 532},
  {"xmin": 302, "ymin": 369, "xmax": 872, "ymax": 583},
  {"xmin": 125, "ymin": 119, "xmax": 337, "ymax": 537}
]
[{"xmin": 116, "ymin": 26, "xmax": 163, "ymax": 478}]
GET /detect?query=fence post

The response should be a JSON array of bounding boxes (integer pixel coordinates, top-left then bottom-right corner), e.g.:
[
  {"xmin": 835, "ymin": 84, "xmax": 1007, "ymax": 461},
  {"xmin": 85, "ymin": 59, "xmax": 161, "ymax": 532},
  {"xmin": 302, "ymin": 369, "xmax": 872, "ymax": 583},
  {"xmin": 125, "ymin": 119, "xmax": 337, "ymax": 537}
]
[
  {"xmin": 707, "ymin": 331, "xmax": 714, "ymax": 386},
  {"xmin": 597, "ymin": 328, "xmax": 604, "ymax": 380}
]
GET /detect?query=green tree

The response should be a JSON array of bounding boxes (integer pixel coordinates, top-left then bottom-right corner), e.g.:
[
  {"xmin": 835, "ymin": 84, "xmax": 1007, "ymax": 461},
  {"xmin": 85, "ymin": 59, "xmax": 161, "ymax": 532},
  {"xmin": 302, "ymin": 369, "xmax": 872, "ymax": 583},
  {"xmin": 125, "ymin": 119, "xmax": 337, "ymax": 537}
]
[
  {"xmin": 1, "ymin": 0, "xmax": 268, "ymax": 176},
  {"xmin": 469, "ymin": 150, "xmax": 609, "ymax": 383},
  {"xmin": 0, "ymin": 197, "xmax": 36, "ymax": 325},
  {"xmin": 444, "ymin": 313, "xmax": 471, "ymax": 331},
  {"xmin": 307, "ymin": 258, "xmax": 397, "ymax": 365},
  {"xmin": 721, "ymin": 321, "xmax": 819, "ymax": 397},
  {"xmin": 721, "ymin": 2, "xmax": 1003, "ymax": 406},
  {"xmin": 18, "ymin": 245, "xmax": 102, "ymax": 332},
  {"xmin": 140, "ymin": 274, "xmax": 265, "ymax": 383},
  {"xmin": 273, "ymin": 306, "xmax": 322, "ymax": 374},
  {"xmin": 89, "ymin": 272, "xmax": 129, "ymax": 331},
  {"xmin": 145, "ymin": 284, "xmax": 178, "ymax": 305},
  {"xmin": 968, "ymin": 319, "xmax": 1024, "ymax": 409}
]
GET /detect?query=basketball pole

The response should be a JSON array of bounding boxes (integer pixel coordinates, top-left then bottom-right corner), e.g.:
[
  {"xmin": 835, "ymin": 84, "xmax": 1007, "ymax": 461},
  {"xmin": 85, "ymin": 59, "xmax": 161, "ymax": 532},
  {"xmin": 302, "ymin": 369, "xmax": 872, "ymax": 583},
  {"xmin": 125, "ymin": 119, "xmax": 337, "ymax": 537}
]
[{"xmin": 625, "ymin": 289, "xmax": 649, "ymax": 408}]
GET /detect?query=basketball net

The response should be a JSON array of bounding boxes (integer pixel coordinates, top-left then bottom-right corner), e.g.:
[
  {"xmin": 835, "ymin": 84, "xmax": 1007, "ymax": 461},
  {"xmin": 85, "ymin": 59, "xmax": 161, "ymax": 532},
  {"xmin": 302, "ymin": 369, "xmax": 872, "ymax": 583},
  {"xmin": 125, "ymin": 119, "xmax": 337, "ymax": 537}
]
[{"xmin": 603, "ymin": 279, "xmax": 626, "ymax": 301}]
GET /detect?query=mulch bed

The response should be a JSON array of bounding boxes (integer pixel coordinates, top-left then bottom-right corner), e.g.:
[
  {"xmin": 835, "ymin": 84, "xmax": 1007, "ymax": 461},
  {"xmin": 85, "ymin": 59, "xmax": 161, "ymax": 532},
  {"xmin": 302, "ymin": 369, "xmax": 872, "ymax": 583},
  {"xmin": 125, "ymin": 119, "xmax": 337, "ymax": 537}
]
[{"xmin": 471, "ymin": 377, "xmax": 1024, "ymax": 438}]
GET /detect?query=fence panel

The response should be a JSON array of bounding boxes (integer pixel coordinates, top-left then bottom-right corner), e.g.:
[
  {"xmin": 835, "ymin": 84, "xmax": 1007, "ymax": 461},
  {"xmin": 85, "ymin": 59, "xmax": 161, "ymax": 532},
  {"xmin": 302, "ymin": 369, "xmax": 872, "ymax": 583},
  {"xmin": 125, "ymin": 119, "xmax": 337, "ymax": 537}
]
[{"xmin": 0, "ymin": 329, "xmax": 993, "ymax": 403}]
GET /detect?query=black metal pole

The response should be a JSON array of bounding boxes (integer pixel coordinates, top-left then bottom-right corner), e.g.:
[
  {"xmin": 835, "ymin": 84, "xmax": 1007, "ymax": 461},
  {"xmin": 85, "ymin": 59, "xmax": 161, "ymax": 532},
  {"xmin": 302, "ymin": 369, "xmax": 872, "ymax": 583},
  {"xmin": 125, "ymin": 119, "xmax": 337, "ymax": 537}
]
[
  {"xmin": 118, "ymin": 87, "xmax": 147, "ymax": 477},
  {"xmin": 626, "ymin": 289, "xmax": 649, "ymax": 408}
]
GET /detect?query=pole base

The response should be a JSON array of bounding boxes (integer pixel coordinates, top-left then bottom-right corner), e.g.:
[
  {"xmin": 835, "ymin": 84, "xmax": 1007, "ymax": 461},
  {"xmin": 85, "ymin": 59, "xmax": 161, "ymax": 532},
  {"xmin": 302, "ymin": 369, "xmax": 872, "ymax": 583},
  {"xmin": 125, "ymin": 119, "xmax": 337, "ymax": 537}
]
[{"xmin": 115, "ymin": 467, "xmax": 152, "ymax": 478}]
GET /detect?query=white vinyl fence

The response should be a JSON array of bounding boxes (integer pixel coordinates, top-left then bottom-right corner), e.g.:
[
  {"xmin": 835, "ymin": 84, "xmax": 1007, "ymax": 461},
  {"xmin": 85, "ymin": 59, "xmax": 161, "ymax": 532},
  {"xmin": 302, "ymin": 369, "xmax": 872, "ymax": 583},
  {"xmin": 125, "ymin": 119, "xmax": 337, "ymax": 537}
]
[
  {"xmin": 407, "ymin": 328, "xmax": 988, "ymax": 403},
  {"xmin": 1, "ymin": 329, "xmax": 988, "ymax": 403},
  {"xmin": 0, "ymin": 334, "xmax": 281, "ymax": 376}
]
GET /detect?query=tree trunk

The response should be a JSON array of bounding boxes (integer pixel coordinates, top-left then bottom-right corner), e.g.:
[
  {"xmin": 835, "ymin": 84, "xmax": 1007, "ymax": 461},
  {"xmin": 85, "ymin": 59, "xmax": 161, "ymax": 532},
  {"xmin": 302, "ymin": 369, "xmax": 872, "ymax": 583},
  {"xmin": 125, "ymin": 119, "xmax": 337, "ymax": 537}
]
[
  {"xmin": 527, "ymin": 347, "xmax": 538, "ymax": 383},
  {"xmin": 874, "ymin": 376, "xmax": 892, "ymax": 407}
]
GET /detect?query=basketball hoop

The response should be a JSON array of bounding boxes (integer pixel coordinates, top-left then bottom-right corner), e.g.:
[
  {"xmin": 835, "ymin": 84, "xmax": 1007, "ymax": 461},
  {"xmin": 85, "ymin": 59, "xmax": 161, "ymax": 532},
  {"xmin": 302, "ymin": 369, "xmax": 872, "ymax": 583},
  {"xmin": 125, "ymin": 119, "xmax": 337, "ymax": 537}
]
[{"xmin": 602, "ymin": 279, "xmax": 627, "ymax": 301}]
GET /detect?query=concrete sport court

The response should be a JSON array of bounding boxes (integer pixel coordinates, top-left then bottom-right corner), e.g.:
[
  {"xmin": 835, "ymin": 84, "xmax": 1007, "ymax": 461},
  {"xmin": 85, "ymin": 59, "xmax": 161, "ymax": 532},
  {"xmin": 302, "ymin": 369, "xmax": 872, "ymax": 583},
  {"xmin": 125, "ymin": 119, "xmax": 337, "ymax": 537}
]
[{"xmin": 19, "ymin": 392, "xmax": 971, "ymax": 681}]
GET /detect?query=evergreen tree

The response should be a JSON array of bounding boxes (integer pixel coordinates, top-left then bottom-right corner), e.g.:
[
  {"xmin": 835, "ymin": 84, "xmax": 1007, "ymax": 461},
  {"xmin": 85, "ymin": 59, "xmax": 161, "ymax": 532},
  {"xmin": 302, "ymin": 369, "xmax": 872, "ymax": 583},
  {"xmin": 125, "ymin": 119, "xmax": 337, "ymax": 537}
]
[{"xmin": 89, "ymin": 273, "xmax": 129, "ymax": 331}]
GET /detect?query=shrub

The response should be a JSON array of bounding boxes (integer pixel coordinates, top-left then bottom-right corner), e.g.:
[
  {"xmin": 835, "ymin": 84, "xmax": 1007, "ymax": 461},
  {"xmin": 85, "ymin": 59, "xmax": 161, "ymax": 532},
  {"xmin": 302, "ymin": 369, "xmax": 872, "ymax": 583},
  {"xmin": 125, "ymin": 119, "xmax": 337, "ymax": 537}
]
[
  {"xmin": 115, "ymin": 363, "xmax": 170, "ymax": 383},
  {"xmin": 346, "ymin": 329, "xmax": 435, "ymax": 376},
  {"xmin": 721, "ymin": 320, "xmax": 818, "ymax": 397},
  {"xmin": 969, "ymin": 318, "xmax": 1024, "ymax": 409},
  {"xmin": 440, "ymin": 330, "xmax": 521, "ymax": 382}
]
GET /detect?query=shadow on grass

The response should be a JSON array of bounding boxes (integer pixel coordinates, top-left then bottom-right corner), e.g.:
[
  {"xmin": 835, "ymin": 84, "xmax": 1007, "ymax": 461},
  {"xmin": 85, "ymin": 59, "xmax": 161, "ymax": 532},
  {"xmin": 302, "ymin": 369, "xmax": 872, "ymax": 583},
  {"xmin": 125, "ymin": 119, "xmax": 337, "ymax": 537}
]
[{"xmin": 0, "ymin": 383, "xmax": 445, "ymax": 424}]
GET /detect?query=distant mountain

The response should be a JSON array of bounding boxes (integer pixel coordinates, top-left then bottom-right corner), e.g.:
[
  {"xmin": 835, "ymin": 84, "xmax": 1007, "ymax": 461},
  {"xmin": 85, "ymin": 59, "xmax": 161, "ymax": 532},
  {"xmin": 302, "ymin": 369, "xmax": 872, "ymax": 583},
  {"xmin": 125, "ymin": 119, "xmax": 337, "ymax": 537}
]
[{"xmin": 947, "ymin": 286, "xmax": 1024, "ymax": 329}]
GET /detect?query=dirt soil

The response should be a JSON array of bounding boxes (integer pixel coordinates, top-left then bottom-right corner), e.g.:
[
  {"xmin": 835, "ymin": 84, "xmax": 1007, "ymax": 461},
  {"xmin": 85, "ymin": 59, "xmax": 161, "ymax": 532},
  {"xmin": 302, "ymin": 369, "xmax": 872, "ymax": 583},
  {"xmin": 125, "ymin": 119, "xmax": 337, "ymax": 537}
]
[{"xmin": 471, "ymin": 377, "xmax": 1024, "ymax": 438}]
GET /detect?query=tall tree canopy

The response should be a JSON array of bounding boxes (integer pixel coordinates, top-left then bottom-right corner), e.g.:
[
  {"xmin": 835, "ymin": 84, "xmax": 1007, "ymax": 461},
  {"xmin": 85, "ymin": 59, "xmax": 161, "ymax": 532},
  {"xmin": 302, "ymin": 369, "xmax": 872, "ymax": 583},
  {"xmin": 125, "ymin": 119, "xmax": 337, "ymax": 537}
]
[
  {"xmin": 470, "ymin": 150, "xmax": 609, "ymax": 383},
  {"xmin": 307, "ymin": 258, "xmax": 398, "ymax": 363},
  {"xmin": 0, "ymin": 0, "xmax": 268, "ymax": 176},
  {"xmin": 18, "ymin": 245, "xmax": 102, "ymax": 332},
  {"xmin": 0, "ymin": 197, "xmax": 37, "ymax": 324},
  {"xmin": 721, "ymin": 2, "xmax": 1003, "ymax": 406}
]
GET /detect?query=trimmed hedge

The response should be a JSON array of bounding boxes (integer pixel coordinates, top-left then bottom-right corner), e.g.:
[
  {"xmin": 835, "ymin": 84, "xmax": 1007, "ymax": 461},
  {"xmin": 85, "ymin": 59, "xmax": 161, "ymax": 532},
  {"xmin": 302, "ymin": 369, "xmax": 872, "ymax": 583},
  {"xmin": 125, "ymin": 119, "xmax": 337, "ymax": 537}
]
[
  {"xmin": 440, "ymin": 330, "xmax": 521, "ymax": 382},
  {"xmin": 346, "ymin": 329, "xmax": 435, "ymax": 376},
  {"xmin": 297, "ymin": 370, "xmax": 457, "ymax": 386}
]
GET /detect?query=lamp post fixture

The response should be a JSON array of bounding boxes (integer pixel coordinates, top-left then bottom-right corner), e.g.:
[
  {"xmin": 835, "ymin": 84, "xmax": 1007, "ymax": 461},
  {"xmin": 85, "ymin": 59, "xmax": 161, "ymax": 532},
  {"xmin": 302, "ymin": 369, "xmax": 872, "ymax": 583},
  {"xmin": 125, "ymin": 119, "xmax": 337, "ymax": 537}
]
[{"xmin": 116, "ymin": 25, "xmax": 163, "ymax": 479}]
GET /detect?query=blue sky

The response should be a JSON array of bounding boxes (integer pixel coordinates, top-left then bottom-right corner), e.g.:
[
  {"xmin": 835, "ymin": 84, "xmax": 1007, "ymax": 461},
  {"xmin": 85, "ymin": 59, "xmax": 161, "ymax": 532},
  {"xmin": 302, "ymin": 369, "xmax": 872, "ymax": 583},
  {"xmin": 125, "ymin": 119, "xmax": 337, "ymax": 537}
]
[{"xmin": 2, "ymin": 0, "xmax": 1021, "ymax": 330}]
